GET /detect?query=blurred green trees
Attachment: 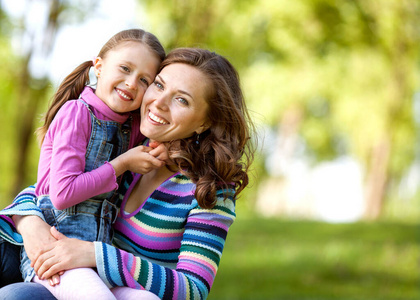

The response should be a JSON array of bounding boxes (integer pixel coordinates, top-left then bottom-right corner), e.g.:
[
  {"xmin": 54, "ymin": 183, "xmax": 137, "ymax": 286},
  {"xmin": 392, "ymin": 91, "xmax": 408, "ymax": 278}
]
[
  {"xmin": 0, "ymin": 0, "xmax": 98, "ymax": 205},
  {"xmin": 144, "ymin": 0, "xmax": 420, "ymax": 219},
  {"xmin": 1, "ymin": 0, "xmax": 419, "ymax": 220}
]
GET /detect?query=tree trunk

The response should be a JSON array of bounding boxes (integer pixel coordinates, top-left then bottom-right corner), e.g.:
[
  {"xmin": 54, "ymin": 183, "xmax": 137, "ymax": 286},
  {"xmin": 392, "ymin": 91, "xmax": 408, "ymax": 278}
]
[{"xmin": 363, "ymin": 136, "xmax": 390, "ymax": 219}]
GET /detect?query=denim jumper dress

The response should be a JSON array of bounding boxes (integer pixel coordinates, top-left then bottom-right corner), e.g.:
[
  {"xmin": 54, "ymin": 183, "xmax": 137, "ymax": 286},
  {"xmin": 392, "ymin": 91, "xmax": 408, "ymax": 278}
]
[{"xmin": 20, "ymin": 99, "xmax": 132, "ymax": 281}]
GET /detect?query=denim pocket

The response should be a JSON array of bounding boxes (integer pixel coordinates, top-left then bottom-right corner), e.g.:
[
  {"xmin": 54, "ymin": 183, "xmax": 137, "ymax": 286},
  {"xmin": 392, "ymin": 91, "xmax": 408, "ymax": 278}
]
[
  {"xmin": 96, "ymin": 200, "xmax": 118, "ymax": 244},
  {"xmin": 93, "ymin": 142, "xmax": 114, "ymax": 169},
  {"xmin": 38, "ymin": 196, "xmax": 66, "ymax": 228},
  {"xmin": 40, "ymin": 208, "xmax": 67, "ymax": 229}
]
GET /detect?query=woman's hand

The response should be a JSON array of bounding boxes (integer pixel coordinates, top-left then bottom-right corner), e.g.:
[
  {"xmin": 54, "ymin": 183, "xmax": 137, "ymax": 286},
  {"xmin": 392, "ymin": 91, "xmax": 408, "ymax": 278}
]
[
  {"xmin": 13, "ymin": 215, "xmax": 64, "ymax": 286},
  {"xmin": 32, "ymin": 227, "xmax": 96, "ymax": 280},
  {"xmin": 13, "ymin": 215, "xmax": 57, "ymax": 262}
]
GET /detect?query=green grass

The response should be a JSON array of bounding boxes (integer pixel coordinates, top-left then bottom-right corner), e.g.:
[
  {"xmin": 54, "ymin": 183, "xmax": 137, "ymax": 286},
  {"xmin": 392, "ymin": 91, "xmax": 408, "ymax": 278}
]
[{"xmin": 209, "ymin": 216, "xmax": 419, "ymax": 300}]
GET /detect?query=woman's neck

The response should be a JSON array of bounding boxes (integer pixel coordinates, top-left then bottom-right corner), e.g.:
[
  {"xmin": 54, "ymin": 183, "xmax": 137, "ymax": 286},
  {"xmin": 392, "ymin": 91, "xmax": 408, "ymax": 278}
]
[
  {"xmin": 124, "ymin": 165, "xmax": 178, "ymax": 214},
  {"xmin": 147, "ymin": 165, "xmax": 177, "ymax": 182}
]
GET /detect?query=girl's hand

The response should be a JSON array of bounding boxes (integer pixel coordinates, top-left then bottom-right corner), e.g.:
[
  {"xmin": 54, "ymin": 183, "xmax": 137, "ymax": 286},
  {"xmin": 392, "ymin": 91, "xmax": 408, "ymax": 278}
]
[
  {"xmin": 110, "ymin": 144, "xmax": 167, "ymax": 176},
  {"xmin": 32, "ymin": 227, "xmax": 96, "ymax": 280},
  {"xmin": 48, "ymin": 272, "xmax": 64, "ymax": 287},
  {"xmin": 148, "ymin": 141, "xmax": 170, "ymax": 163}
]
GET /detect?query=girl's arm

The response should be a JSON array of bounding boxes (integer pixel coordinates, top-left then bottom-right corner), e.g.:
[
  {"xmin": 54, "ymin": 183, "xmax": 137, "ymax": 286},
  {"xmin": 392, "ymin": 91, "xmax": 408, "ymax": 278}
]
[
  {"xmin": 43, "ymin": 102, "xmax": 166, "ymax": 210},
  {"xmin": 39, "ymin": 101, "xmax": 113, "ymax": 210}
]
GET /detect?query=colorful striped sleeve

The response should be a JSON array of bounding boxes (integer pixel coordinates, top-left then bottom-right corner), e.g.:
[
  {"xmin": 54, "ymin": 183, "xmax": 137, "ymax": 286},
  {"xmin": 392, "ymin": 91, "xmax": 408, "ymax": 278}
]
[
  {"xmin": 95, "ymin": 189, "xmax": 236, "ymax": 300},
  {"xmin": 0, "ymin": 184, "xmax": 44, "ymax": 245}
]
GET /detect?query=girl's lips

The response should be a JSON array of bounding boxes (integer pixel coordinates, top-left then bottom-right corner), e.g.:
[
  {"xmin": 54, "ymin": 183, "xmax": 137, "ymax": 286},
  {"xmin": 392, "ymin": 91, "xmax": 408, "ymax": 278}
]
[{"xmin": 116, "ymin": 88, "xmax": 133, "ymax": 101}]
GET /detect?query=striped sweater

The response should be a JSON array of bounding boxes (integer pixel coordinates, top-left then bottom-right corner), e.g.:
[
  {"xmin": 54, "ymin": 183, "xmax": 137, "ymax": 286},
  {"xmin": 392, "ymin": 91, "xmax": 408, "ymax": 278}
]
[{"xmin": 0, "ymin": 172, "xmax": 236, "ymax": 300}]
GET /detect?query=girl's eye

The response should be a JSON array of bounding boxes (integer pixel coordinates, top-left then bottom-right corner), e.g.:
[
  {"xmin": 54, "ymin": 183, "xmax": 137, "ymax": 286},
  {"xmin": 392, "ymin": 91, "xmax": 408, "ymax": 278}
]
[
  {"xmin": 121, "ymin": 66, "xmax": 130, "ymax": 72},
  {"xmin": 140, "ymin": 78, "xmax": 149, "ymax": 86},
  {"xmin": 176, "ymin": 97, "xmax": 189, "ymax": 106}
]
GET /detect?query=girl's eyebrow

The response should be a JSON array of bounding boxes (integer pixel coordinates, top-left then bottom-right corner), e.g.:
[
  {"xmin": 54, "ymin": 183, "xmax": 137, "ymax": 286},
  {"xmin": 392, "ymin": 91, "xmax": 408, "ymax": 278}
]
[
  {"xmin": 120, "ymin": 59, "xmax": 133, "ymax": 65},
  {"xmin": 157, "ymin": 74, "xmax": 193, "ymax": 98}
]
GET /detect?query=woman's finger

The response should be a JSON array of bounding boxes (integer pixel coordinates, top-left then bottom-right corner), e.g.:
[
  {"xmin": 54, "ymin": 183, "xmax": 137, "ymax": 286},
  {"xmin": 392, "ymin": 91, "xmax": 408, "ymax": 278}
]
[
  {"xmin": 29, "ymin": 242, "xmax": 57, "ymax": 268},
  {"xmin": 32, "ymin": 249, "xmax": 53, "ymax": 273},
  {"xmin": 50, "ymin": 226, "xmax": 66, "ymax": 240},
  {"xmin": 37, "ymin": 256, "xmax": 66, "ymax": 280},
  {"xmin": 33, "ymin": 251, "xmax": 55, "ymax": 276}
]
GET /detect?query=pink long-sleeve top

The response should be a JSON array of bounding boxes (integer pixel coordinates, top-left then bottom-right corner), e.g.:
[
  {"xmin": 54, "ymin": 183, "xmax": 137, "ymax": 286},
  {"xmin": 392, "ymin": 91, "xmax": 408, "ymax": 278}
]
[{"xmin": 35, "ymin": 86, "xmax": 143, "ymax": 210}]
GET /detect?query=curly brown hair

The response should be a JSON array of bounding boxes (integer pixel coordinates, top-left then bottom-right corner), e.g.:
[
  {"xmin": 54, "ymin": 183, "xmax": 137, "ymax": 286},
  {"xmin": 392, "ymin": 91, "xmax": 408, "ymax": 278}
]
[
  {"xmin": 36, "ymin": 28, "xmax": 165, "ymax": 145},
  {"xmin": 162, "ymin": 48, "xmax": 254, "ymax": 209}
]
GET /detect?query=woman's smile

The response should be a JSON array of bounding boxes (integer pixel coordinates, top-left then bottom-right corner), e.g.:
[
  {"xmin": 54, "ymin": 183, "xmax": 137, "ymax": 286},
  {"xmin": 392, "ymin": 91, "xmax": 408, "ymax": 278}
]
[{"xmin": 148, "ymin": 110, "xmax": 169, "ymax": 125}]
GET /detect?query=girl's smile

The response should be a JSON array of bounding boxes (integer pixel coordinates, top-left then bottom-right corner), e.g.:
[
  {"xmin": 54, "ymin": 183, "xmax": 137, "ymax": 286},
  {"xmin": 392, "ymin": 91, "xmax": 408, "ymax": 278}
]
[{"xmin": 116, "ymin": 88, "xmax": 133, "ymax": 101}]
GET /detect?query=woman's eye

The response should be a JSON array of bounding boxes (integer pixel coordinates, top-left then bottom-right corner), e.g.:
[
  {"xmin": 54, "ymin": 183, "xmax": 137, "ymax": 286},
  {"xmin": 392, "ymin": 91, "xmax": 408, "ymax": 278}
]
[
  {"xmin": 176, "ymin": 97, "xmax": 189, "ymax": 106},
  {"xmin": 154, "ymin": 81, "xmax": 163, "ymax": 90}
]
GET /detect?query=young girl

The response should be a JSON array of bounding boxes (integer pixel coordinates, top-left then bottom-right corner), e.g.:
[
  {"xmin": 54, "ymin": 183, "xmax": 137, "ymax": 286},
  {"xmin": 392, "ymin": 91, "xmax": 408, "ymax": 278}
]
[{"xmin": 20, "ymin": 29, "xmax": 166, "ymax": 299}]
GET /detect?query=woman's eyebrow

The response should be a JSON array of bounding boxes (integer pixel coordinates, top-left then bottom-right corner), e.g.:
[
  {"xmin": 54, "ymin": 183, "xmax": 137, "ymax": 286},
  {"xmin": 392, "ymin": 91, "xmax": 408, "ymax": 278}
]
[
  {"xmin": 157, "ymin": 74, "xmax": 165, "ymax": 84},
  {"xmin": 178, "ymin": 89, "xmax": 192, "ymax": 98},
  {"xmin": 157, "ymin": 74, "xmax": 193, "ymax": 98}
]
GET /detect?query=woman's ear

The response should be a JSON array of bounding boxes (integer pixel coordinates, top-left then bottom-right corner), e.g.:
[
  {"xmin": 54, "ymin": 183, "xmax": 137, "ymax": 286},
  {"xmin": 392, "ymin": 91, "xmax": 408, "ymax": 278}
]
[
  {"xmin": 195, "ymin": 121, "xmax": 211, "ymax": 135},
  {"xmin": 93, "ymin": 57, "xmax": 103, "ymax": 77}
]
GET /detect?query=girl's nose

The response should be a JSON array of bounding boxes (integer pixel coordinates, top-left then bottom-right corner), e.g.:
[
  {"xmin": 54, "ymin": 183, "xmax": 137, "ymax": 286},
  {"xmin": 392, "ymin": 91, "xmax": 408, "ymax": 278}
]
[{"xmin": 125, "ymin": 77, "xmax": 137, "ymax": 90}]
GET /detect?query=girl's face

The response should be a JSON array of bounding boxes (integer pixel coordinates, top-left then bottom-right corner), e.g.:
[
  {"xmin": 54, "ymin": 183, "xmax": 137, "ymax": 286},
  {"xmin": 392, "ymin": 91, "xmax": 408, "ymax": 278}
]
[
  {"xmin": 94, "ymin": 41, "xmax": 160, "ymax": 114},
  {"xmin": 140, "ymin": 63, "xmax": 211, "ymax": 142}
]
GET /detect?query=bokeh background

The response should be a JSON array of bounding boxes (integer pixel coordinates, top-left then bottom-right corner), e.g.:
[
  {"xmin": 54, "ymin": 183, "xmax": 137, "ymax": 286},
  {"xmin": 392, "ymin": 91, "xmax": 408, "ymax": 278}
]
[{"xmin": 0, "ymin": 0, "xmax": 419, "ymax": 299}]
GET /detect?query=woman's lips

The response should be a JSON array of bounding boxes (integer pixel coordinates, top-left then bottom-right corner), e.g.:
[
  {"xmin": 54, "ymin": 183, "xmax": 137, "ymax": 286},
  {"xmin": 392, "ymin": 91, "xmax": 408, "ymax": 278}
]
[{"xmin": 148, "ymin": 110, "xmax": 169, "ymax": 124}]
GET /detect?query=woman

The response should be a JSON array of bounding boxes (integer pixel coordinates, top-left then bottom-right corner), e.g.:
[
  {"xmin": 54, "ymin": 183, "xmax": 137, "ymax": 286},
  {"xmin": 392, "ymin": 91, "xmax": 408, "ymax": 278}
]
[{"xmin": 0, "ymin": 48, "xmax": 254, "ymax": 299}]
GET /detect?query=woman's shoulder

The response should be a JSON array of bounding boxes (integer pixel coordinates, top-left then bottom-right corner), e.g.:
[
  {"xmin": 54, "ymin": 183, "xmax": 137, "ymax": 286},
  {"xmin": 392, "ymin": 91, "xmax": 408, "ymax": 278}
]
[
  {"xmin": 212, "ymin": 187, "xmax": 236, "ymax": 214},
  {"xmin": 167, "ymin": 173, "xmax": 237, "ymax": 197},
  {"xmin": 156, "ymin": 173, "xmax": 197, "ymax": 201},
  {"xmin": 168, "ymin": 173, "xmax": 194, "ymax": 186},
  {"xmin": 171, "ymin": 174, "xmax": 236, "ymax": 212}
]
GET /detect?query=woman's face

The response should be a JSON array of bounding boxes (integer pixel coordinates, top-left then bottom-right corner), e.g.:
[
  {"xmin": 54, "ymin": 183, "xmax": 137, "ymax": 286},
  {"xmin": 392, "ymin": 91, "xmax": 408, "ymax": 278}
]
[{"xmin": 140, "ymin": 63, "xmax": 211, "ymax": 142}]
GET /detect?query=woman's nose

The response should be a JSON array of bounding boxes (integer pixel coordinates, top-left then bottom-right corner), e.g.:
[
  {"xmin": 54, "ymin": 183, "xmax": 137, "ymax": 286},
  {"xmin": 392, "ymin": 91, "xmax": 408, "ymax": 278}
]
[{"xmin": 154, "ymin": 93, "xmax": 169, "ymax": 110}]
